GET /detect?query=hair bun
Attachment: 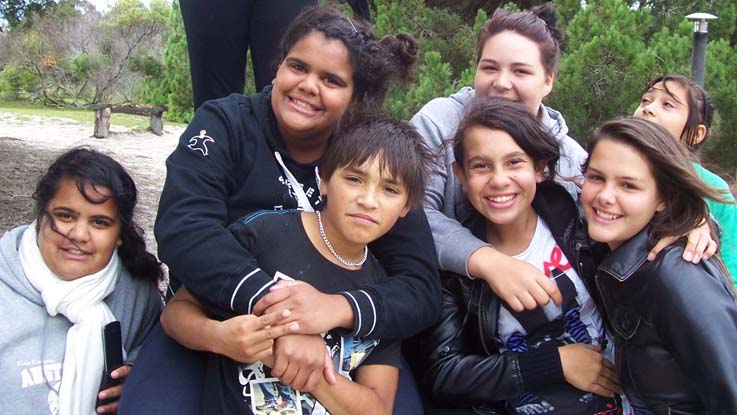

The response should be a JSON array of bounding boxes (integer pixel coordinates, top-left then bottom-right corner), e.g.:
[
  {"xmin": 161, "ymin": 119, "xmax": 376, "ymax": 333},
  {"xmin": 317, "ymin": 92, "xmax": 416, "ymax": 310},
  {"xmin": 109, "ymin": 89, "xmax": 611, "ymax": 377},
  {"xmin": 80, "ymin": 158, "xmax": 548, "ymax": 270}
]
[
  {"xmin": 531, "ymin": 3, "xmax": 564, "ymax": 45},
  {"xmin": 380, "ymin": 33, "xmax": 419, "ymax": 84}
]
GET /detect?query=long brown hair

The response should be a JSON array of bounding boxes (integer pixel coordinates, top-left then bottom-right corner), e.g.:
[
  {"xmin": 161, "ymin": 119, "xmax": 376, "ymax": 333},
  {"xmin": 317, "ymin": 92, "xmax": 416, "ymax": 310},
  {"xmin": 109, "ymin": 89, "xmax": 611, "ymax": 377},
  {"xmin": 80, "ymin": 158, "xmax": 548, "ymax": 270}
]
[{"xmin": 585, "ymin": 117, "xmax": 729, "ymax": 245}]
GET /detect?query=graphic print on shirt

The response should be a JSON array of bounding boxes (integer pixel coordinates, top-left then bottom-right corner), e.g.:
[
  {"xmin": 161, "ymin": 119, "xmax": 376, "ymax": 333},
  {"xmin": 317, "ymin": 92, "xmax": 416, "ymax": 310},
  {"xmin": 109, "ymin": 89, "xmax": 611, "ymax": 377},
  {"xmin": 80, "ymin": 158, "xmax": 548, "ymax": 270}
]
[
  {"xmin": 17, "ymin": 358, "xmax": 62, "ymax": 415},
  {"xmin": 187, "ymin": 129, "xmax": 214, "ymax": 156},
  {"xmin": 239, "ymin": 332, "xmax": 379, "ymax": 415},
  {"xmin": 495, "ymin": 218, "xmax": 621, "ymax": 415},
  {"xmin": 275, "ymin": 174, "xmax": 321, "ymax": 211}
]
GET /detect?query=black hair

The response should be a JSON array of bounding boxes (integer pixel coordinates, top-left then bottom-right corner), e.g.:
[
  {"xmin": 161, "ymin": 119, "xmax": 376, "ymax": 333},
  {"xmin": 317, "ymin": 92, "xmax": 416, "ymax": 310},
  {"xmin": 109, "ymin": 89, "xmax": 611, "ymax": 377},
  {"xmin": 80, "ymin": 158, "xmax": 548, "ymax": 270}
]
[
  {"xmin": 277, "ymin": 4, "xmax": 419, "ymax": 123},
  {"xmin": 642, "ymin": 75, "xmax": 714, "ymax": 150},
  {"xmin": 453, "ymin": 97, "xmax": 560, "ymax": 180},
  {"xmin": 585, "ymin": 117, "xmax": 729, "ymax": 245},
  {"xmin": 319, "ymin": 116, "xmax": 437, "ymax": 210},
  {"xmin": 477, "ymin": 3, "xmax": 563, "ymax": 75},
  {"xmin": 33, "ymin": 148, "xmax": 163, "ymax": 283}
]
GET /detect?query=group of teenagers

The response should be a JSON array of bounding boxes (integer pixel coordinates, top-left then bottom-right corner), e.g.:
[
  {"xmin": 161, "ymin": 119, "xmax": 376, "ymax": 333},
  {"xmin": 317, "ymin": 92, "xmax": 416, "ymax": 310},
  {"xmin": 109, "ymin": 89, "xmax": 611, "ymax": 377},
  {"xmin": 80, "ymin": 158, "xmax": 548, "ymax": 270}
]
[{"xmin": 3, "ymin": 3, "xmax": 737, "ymax": 415}]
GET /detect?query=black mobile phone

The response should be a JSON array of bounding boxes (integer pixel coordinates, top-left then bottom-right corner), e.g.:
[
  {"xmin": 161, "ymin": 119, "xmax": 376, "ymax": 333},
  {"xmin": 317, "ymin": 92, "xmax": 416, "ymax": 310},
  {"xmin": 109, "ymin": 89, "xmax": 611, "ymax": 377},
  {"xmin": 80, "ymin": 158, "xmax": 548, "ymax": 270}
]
[{"xmin": 96, "ymin": 321, "xmax": 124, "ymax": 411}]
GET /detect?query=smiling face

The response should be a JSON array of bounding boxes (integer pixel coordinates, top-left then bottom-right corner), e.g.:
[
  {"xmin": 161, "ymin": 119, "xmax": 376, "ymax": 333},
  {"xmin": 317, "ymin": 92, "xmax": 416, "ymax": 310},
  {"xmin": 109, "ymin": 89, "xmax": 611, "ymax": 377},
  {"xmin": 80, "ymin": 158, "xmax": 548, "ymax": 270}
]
[
  {"xmin": 319, "ymin": 156, "xmax": 410, "ymax": 256},
  {"xmin": 474, "ymin": 31, "xmax": 554, "ymax": 114},
  {"xmin": 454, "ymin": 125, "xmax": 543, "ymax": 231},
  {"xmin": 37, "ymin": 177, "xmax": 122, "ymax": 281},
  {"xmin": 633, "ymin": 81, "xmax": 691, "ymax": 142},
  {"xmin": 582, "ymin": 139, "xmax": 664, "ymax": 251},
  {"xmin": 271, "ymin": 31, "xmax": 354, "ymax": 153}
]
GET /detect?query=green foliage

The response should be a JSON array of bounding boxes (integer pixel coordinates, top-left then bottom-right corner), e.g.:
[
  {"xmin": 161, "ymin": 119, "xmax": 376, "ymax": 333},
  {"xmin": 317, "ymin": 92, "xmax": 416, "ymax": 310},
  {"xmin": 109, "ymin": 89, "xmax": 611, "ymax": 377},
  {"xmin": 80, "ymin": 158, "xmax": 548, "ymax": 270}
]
[
  {"xmin": 703, "ymin": 38, "xmax": 737, "ymax": 168},
  {"xmin": 551, "ymin": 0, "xmax": 653, "ymax": 141},
  {"xmin": 159, "ymin": 0, "xmax": 192, "ymax": 122},
  {"xmin": 0, "ymin": 0, "xmax": 58, "ymax": 29},
  {"xmin": 1, "ymin": 0, "xmax": 736, "ymax": 174},
  {"xmin": 374, "ymin": 0, "xmax": 481, "ymax": 119},
  {"xmin": 0, "ymin": 63, "xmax": 36, "ymax": 100},
  {"xmin": 70, "ymin": 53, "xmax": 107, "ymax": 81}
]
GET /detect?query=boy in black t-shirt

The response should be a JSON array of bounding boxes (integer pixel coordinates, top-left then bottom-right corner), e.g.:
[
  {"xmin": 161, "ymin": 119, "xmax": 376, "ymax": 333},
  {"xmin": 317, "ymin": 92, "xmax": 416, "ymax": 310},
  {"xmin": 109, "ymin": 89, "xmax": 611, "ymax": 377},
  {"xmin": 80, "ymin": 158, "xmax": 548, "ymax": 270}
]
[{"xmin": 163, "ymin": 117, "xmax": 435, "ymax": 415}]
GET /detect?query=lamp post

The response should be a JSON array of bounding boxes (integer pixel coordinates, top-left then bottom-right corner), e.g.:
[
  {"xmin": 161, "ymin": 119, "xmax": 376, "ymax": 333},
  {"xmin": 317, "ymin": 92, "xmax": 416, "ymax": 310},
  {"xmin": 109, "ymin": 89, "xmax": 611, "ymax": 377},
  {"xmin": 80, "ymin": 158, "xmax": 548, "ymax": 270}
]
[{"xmin": 685, "ymin": 12, "xmax": 718, "ymax": 86}]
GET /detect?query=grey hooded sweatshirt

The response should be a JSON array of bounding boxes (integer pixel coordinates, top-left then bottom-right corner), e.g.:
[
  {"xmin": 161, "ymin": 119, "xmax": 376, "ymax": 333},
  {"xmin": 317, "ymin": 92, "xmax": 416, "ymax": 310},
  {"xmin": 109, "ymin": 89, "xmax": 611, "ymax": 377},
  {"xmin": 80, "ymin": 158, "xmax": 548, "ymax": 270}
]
[
  {"xmin": 410, "ymin": 87, "xmax": 588, "ymax": 275},
  {"xmin": 0, "ymin": 225, "xmax": 162, "ymax": 415}
]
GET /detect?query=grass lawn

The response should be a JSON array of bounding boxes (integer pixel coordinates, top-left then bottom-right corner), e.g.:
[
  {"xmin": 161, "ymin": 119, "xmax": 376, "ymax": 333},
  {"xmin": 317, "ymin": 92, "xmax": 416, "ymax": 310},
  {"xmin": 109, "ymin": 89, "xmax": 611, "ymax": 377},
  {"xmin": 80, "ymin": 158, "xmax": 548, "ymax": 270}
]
[{"xmin": 0, "ymin": 101, "xmax": 187, "ymax": 131}]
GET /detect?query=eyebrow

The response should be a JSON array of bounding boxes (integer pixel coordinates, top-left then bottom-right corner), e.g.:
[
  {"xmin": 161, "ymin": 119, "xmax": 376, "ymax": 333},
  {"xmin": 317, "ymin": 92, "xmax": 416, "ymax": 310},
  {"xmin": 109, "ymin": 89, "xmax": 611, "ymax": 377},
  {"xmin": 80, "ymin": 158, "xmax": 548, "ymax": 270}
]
[
  {"xmin": 587, "ymin": 166, "xmax": 644, "ymax": 182},
  {"xmin": 479, "ymin": 58, "xmax": 535, "ymax": 68},
  {"xmin": 51, "ymin": 206, "xmax": 117, "ymax": 222},
  {"xmin": 648, "ymin": 87, "xmax": 685, "ymax": 105},
  {"xmin": 345, "ymin": 165, "xmax": 402, "ymax": 186},
  {"xmin": 285, "ymin": 57, "xmax": 348, "ymax": 86}
]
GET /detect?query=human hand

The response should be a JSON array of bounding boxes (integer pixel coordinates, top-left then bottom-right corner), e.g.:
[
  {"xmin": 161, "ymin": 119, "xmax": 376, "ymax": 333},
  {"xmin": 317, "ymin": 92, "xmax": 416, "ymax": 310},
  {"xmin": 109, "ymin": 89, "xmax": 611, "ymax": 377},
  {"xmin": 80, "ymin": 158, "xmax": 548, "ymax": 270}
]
[
  {"xmin": 212, "ymin": 309, "xmax": 298, "ymax": 363},
  {"xmin": 95, "ymin": 364, "xmax": 131, "ymax": 414},
  {"xmin": 559, "ymin": 343, "xmax": 621, "ymax": 398},
  {"xmin": 470, "ymin": 246, "xmax": 562, "ymax": 312},
  {"xmin": 253, "ymin": 280, "xmax": 352, "ymax": 334},
  {"xmin": 648, "ymin": 220, "xmax": 716, "ymax": 263},
  {"xmin": 271, "ymin": 334, "xmax": 337, "ymax": 392}
]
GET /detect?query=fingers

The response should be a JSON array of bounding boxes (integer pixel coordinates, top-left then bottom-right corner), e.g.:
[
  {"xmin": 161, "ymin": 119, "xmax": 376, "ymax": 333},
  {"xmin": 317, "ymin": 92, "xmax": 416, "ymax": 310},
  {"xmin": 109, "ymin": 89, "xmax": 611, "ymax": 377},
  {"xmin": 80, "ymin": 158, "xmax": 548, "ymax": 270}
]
[
  {"xmin": 505, "ymin": 297, "xmax": 525, "ymax": 313},
  {"xmin": 96, "ymin": 400, "xmax": 119, "ymax": 414},
  {"xmin": 261, "ymin": 321, "xmax": 300, "ymax": 341},
  {"xmin": 704, "ymin": 239, "xmax": 718, "ymax": 260},
  {"xmin": 301, "ymin": 367, "xmax": 323, "ymax": 392},
  {"xmin": 258, "ymin": 309, "xmax": 292, "ymax": 328},
  {"xmin": 253, "ymin": 288, "xmax": 292, "ymax": 316},
  {"xmin": 648, "ymin": 236, "xmax": 674, "ymax": 261},
  {"xmin": 110, "ymin": 364, "xmax": 131, "ymax": 380},
  {"xmin": 684, "ymin": 228, "xmax": 714, "ymax": 264},
  {"xmin": 98, "ymin": 383, "xmax": 124, "ymax": 400},
  {"xmin": 535, "ymin": 276, "xmax": 562, "ymax": 307},
  {"xmin": 323, "ymin": 350, "xmax": 337, "ymax": 385},
  {"xmin": 505, "ymin": 276, "xmax": 562, "ymax": 312}
]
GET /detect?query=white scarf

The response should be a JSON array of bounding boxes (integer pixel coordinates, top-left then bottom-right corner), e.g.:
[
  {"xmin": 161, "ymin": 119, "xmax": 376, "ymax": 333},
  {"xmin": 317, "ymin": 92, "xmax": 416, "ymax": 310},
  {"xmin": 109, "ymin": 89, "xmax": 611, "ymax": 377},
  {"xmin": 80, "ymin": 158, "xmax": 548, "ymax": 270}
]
[{"xmin": 19, "ymin": 222, "xmax": 121, "ymax": 415}]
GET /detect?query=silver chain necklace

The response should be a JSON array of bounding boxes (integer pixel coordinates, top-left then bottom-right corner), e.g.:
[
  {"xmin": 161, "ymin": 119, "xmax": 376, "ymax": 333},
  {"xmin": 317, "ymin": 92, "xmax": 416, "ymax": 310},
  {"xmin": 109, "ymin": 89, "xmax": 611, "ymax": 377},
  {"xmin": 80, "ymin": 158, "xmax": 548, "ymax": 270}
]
[{"xmin": 315, "ymin": 210, "xmax": 368, "ymax": 267}]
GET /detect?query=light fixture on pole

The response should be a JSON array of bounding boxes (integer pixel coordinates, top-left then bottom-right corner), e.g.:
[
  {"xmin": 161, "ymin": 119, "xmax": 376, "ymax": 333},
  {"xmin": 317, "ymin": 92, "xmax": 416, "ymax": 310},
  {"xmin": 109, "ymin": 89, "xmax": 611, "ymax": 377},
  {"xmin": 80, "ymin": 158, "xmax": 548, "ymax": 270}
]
[{"xmin": 685, "ymin": 12, "xmax": 718, "ymax": 86}]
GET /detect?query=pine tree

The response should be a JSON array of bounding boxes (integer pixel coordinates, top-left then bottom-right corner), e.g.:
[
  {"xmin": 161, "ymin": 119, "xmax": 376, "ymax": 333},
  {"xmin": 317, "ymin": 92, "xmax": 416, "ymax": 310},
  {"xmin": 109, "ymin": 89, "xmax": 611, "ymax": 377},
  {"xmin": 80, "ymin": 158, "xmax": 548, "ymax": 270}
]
[
  {"xmin": 160, "ymin": 0, "xmax": 192, "ymax": 123},
  {"xmin": 549, "ymin": 0, "xmax": 653, "ymax": 142}
]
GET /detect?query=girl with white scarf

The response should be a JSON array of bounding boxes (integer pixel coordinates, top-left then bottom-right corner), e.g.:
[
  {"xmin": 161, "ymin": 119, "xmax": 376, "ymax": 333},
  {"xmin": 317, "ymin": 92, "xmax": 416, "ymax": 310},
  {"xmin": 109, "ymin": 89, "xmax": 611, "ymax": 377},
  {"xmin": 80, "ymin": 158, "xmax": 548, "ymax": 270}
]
[{"xmin": 0, "ymin": 148, "xmax": 162, "ymax": 415}]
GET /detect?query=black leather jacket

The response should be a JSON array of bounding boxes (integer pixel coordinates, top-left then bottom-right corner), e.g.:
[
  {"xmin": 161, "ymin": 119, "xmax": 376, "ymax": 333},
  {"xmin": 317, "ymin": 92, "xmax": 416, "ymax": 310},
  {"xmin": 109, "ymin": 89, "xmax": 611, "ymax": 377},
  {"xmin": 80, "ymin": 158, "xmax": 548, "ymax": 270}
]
[
  {"xmin": 595, "ymin": 226, "xmax": 737, "ymax": 414},
  {"xmin": 414, "ymin": 183, "xmax": 604, "ymax": 411}
]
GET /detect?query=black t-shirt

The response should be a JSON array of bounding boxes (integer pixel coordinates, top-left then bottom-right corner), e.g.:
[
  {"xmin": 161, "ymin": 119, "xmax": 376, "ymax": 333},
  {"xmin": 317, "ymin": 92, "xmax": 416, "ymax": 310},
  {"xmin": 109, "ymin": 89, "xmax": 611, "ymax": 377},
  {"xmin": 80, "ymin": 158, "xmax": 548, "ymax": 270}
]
[{"xmin": 202, "ymin": 210, "xmax": 401, "ymax": 415}]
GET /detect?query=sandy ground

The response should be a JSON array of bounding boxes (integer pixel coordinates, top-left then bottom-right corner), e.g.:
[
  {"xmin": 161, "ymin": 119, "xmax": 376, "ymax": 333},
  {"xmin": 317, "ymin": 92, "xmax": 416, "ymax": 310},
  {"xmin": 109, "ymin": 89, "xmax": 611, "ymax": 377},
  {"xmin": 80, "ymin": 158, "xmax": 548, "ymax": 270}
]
[{"xmin": 0, "ymin": 111, "xmax": 184, "ymax": 266}]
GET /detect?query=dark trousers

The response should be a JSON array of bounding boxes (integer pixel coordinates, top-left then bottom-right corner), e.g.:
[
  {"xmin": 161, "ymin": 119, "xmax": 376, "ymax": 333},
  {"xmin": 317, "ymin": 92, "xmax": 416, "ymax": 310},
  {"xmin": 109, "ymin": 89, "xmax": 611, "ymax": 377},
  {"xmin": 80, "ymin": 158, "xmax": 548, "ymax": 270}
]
[
  {"xmin": 119, "ymin": 321, "xmax": 423, "ymax": 414},
  {"xmin": 180, "ymin": 0, "xmax": 318, "ymax": 110}
]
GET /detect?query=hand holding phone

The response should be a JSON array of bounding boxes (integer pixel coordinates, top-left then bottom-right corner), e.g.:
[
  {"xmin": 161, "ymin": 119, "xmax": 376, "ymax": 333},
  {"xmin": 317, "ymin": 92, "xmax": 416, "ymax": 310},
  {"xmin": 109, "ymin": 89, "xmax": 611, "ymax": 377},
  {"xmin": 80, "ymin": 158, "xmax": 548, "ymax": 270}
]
[{"xmin": 96, "ymin": 321, "xmax": 124, "ymax": 412}]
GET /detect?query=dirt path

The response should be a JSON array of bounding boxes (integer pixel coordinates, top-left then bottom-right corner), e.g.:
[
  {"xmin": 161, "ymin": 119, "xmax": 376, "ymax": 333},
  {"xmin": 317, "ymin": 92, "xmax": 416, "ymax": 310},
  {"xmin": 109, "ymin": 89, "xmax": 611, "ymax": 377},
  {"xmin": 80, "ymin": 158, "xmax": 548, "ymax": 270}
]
[{"xmin": 0, "ymin": 111, "xmax": 184, "ymax": 263}]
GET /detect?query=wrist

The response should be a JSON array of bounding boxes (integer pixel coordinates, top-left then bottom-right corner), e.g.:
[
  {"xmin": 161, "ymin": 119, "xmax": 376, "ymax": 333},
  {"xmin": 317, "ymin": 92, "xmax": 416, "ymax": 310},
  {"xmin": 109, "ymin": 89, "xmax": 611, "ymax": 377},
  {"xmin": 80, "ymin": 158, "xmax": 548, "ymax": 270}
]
[
  {"xmin": 204, "ymin": 318, "xmax": 225, "ymax": 355},
  {"xmin": 331, "ymin": 294, "xmax": 354, "ymax": 330},
  {"xmin": 467, "ymin": 246, "xmax": 499, "ymax": 281}
]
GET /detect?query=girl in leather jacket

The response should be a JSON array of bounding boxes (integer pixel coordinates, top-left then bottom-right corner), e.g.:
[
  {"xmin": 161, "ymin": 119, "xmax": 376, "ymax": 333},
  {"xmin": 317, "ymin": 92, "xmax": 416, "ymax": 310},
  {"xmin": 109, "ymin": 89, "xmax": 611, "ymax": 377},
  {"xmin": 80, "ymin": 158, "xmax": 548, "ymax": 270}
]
[
  {"xmin": 582, "ymin": 117, "xmax": 737, "ymax": 414},
  {"xmin": 419, "ymin": 97, "xmax": 629, "ymax": 414}
]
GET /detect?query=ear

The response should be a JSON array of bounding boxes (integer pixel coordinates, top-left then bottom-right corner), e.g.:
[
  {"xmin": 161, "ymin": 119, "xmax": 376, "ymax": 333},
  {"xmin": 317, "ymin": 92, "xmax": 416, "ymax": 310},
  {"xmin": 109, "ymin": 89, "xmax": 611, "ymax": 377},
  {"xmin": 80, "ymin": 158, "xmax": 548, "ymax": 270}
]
[
  {"xmin": 693, "ymin": 124, "xmax": 707, "ymax": 146},
  {"xmin": 117, "ymin": 238, "xmax": 123, "ymax": 248},
  {"xmin": 656, "ymin": 199, "xmax": 666, "ymax": 212},
  {"xmin": 534, "ymin": 160, "xmax": 547, "ymax": 183},
  {"xmin": 399, "ymin": 205, "xmax": 410, "ymax": 218},
  {"xmin": 452, "ymin": 162, "xmax": 468, "ymax": 193},
  {"xmin": 542, "ymin": 72, "xmax": 555, "ymax": 98},
  {"xmin": 319, "ymin": 178, "xmax": 328, "ymax": 197}
]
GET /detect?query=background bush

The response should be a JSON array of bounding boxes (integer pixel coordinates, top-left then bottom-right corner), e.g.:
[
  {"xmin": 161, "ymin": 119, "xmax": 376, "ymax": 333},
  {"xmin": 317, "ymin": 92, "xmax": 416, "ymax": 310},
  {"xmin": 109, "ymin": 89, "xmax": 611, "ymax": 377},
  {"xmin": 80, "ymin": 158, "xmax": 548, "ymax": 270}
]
[{"xmin": 0, "ymin": 0, "xmax": 735, "ymax": 175}]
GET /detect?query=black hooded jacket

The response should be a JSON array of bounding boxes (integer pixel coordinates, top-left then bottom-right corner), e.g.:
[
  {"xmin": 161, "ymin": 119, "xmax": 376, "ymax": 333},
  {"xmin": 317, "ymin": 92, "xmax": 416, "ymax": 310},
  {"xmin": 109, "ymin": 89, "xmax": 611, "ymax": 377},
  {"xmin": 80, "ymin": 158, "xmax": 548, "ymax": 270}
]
[{"xmin": 154, "ymin": 88, "xmax": 440, "ymax": 338}]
